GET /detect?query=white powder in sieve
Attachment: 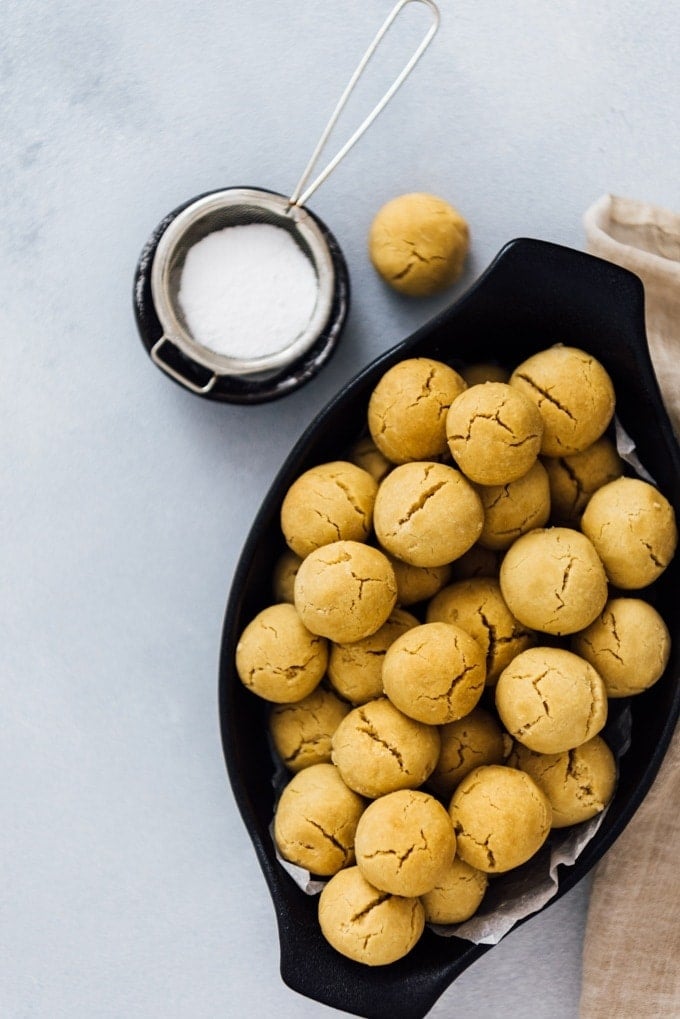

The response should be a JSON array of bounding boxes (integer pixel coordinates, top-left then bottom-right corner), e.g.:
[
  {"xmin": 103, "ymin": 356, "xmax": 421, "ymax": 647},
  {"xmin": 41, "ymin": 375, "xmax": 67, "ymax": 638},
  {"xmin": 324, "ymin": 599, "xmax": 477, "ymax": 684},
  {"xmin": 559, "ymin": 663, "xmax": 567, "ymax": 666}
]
[{"xmin": 177, "ymin": 223, "xmax": 320, "ymax": 361}]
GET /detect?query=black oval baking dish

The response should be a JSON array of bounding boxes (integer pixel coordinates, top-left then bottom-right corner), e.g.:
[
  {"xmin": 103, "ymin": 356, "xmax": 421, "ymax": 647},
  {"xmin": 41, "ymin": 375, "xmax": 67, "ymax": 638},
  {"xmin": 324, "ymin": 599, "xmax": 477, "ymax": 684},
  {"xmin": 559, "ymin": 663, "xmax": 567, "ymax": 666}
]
[{"xmin": 218, "ymin": 237, "xmax": 680, "ymax": 1018}]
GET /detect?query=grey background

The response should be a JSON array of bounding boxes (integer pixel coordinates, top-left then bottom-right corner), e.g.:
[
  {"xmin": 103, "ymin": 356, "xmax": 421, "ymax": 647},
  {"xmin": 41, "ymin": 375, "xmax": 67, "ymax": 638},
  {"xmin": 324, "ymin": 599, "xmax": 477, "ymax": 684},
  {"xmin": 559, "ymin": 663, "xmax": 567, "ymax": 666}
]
[{"xmin": 2, "ymin": 1, "xmax": 678, "ymax": 1016}]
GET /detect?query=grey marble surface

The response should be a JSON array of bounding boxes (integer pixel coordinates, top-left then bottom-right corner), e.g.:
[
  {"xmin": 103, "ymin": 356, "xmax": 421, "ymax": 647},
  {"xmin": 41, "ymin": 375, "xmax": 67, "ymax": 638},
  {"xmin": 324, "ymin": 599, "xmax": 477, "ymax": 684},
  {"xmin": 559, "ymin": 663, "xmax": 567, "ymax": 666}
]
[{"xmin": 2, "ymin": 1, "xmax": 679, "ymax": 1016}]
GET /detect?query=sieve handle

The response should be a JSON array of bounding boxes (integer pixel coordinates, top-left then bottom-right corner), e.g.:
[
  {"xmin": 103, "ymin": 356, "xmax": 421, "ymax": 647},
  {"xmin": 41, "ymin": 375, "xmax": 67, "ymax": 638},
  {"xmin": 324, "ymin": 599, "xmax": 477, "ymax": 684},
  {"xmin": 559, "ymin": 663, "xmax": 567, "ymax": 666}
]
[
  {"xmin": 151, "ymin": 336, "xmax": 218, "ymax": 395},
  {"xmin": 288, "ymin": 0, "xmax": 440, "ymax": 209}
]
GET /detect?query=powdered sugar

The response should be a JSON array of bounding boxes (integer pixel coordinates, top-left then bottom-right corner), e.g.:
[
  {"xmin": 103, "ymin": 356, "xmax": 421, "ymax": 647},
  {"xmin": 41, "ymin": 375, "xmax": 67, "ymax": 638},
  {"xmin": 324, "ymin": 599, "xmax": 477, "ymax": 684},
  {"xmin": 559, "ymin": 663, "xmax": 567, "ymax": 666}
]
[{"xmin": 178, "ymin": 223, "xmax": 319, "ymax": 360}]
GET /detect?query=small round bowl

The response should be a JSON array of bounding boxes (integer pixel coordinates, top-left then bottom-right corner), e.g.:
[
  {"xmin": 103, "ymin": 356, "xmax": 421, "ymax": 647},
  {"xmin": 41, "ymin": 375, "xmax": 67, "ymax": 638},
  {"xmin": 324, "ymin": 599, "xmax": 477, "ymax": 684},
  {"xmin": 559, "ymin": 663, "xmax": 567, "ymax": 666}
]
[
  {"xmin": 133, "ymin": 187, "xmax": 350, "ymax": 404},
  {"xmin": 219, "ymin": 238, "xmax": 680, "ymax": 1017}
]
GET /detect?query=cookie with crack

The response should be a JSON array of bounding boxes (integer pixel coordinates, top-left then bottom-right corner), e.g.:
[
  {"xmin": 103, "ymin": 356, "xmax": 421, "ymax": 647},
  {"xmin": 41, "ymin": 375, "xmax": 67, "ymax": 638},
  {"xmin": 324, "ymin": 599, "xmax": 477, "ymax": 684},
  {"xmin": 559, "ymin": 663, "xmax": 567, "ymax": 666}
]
[
  {"xmin": 495, "ymin": 646, "xmax": 608, "ymax": 753},
  {"xmin": 499, "ymin": 527, "xmax": 608, "ymax": 635},
  {"xmin": 374, "ymin": 461, "xmax": 484, "ymax": 567},
  {"xmin": 476, "ymin": 460, "xmax": 551, "ymax": 551},
  {"xmin": 542, "ymin": 435, "xmax": 623, "ymax": 526},
  {"xmin": 274, "ymin": 763, "xmax": 365, "ymax": 875},
  {"xmin": 448, "ymin": 764, "xmax": 552, "ymax": 873},
  {"xmin": 235, "ymin": 602, "xmax": 328, "ymax": 703},
  {"xmin": 386, "ymin": 554, "xmax": 452, "ymax": 607},
  {"xmin": 318, "ymin": 866, "xmax": 425, "ymax": 965},
  {"xmin": 421, "ymin": 856, "xmax": 488, "ymax": 924},
  {"xmin": 269, "ymin": 686, "xmax": 351, "ymax": 772},
  {"xmin": 428, "ymin": 707, "xmax": 509, "ymax": 799},
  {"xmin": 507, "ymin": 737, "xmax": 616, "ymax": 828},
  {"xmin": 354, "ymin": 789, "xmax": 456, "ymax": 896},
  {"xmin": 382, "ymin": 621, "xmax": 486, "ymax": 725},
  {"xmin": 280, "ymin": 460, "xmax": 378, "ymax": 558},
  {"xmin": 328, "ymin": 608, "xmax": 419, "ymax": 705},
  {"xmin": 331, "ymin": 697, "xmax": 440, "ymax": 798},
  {"xmin": 446, "ymin": 382, "xmax": 543, "ymax": 485},
  {"xmin": 509, "ymin": 346, "xmax": 615, "ymax": 457},
  {"xmin": 294, "ymin": 540, "xmax": 397, "ymax": 643}
]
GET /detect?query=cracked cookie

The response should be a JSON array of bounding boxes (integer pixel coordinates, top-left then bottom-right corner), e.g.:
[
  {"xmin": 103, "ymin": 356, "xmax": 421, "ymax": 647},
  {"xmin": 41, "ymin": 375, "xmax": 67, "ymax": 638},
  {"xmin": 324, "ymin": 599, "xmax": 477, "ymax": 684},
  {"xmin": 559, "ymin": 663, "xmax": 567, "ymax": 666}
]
[
  {"xmin": 542, "ymin": 435, "xmax": 623, "ymax": 526},
  {"xmin": 328, "ymin": 608, "xmax": 419, "ymax": 705},
  {"xmin": 274, "ymin": 763, "xmax": 366, "ymax": 876},
  {"xmin": 446, "ymin": 382, "xmax": 543, "ymax": 485},
  {"xmin": 281, "ymin": 460, "xmax": 378, "ymax": 558},
  {"xmin": 476, "ymin": 460, "xmax": 551, "ymax": 551},
  {"xmin": 235, "ymin": 602, "xmax": 328, "ymax": 703},
  {"xmin": 429, "ymin": 707, "xmax": 510, "ymax": 800},
  {"xmin": 386, "ymin": 554, "xmax": 452, "ymax": 606},
  {"xmin": 382, "ymin": 621, "xmax": 486, "ymax": 725},
  {"xmin": 294, "ymin": 540, "xmax": 397, "ymax": 643},
  {"xmin": 448, "ymin": 764, "xmax": 552, "ymax": 873},
  {"xmin": 374, "ymin": 461, "xmax": 484, "ymax": 567},
  {"xmin": 509, "ymin": 346, "xmax": 615, "ymax": 457},
  {"xmin": 580, "ymin": 476, "xmax": 678, "ymax": 589},
  {"xmin": 572, "ymin": 596, "xmax": 671, "ymax": 697},
  {"xmin": 499, "ymin": 527, "xmax": 608, "ymax": 635},
  {"xmin": 318, "ymin": 865, "xmax": 425, "ymax": 965},
  {"xmin": 269, "ymin": 686, "xmax": 351, "ymax": 773},
  {"xmin": 508, "ymin": 736, "xmax": 616, "ymax": 828},
  {"xmin": 495, "ymin": 646, "xmax": 608, "ymax": 753},
  {"xmin": 421, "ymin": 856, "xmax": 488, "ymax": 924},
  {"xmin": 354, "ymin": 789, "xmax": 456, "ymax": 897},
  {"xmin": 368, "ymin": 192, "xmax": 469, "ymax": 297},
  {"xmin": 331, "ymin": 697, "xmax": 440, "ymax": 798}
]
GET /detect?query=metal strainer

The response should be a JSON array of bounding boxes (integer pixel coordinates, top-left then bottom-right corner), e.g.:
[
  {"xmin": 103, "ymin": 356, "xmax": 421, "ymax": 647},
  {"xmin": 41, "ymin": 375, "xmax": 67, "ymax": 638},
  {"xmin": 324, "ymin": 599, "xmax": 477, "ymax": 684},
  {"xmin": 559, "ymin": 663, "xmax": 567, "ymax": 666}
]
[{"xmin": 134, "ymin": 0, "xmax": 440, "ymax": 403}]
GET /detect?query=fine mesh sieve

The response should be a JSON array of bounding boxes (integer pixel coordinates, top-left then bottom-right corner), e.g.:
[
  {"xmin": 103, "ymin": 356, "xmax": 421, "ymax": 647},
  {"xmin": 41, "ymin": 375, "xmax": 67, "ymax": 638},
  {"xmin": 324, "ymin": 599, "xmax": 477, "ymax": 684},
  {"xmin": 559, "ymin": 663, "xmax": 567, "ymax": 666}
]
[{"xmin": 135, "ymin": 0, "xmax": 440, "ymax": 402}]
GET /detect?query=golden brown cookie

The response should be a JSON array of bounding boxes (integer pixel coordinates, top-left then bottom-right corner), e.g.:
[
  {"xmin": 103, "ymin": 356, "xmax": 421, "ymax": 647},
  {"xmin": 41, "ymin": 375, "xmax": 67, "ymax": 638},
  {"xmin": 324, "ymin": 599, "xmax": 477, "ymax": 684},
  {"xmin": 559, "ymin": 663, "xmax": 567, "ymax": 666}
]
[
  {"xmin": 476, "ymin": 460, "xmax": 551, "ymax": 551},
  {"xmin": 428, "ymin": 707, "xmax": 509, "ymax": 799},
  {"xmin": 450, "ymin": 544, "xmax": 503, "ymax": 581},
  {"xmin": 421, "ymin": 856, "xmax": 488, "ymax": 924},
  {"xmin": 347, "ymin": 435, "xmax": 393, "ymax": 483},
  {"xmin": 449, "ymin": 765, "xmax": 552, "ymax": 873},
  {"xmin": 271, "ymin": 548, "xmax": 302, "ymax": 603},
  {"xmin": 328, "ymin": 608, "xmax": 419, "ymax": 705},
  {"xmin": 235, "ymin": 603, "xmax": 328, "ymax": 703},
  {"xmin": 269, "ymin": 687, "xmax": 351, "ymax": 772},
  {"xmin": 446, "ymin": 382, "xmax": 543, "ymax": 485},
  {"xmin": 572, "ymin": 597, "xmax": 671, "ymax": 697},
  {"xmin": 318, "ymin": 866, "xmax": 425, "ymax": 965},
  {"xmin": 281, "ymin": 460, "xmax": 378, "ymax": 558},
  {"xmin": 355, "ymin": 789, "xmax": 456, "ymax": 896},
  {"xmin": 542, "ymin": 436, "xmax": 623, "ymax": 526},
  {"xmin": 367, "ymin": 357, "xmax": 467, "ymax": 464},
  {"xmin": 386, "ymin": 555, "xmax": 452, "ymax": 606},
  {"xmin": 495, "ymin": 646, "xmax": 608, "ymax": 753}
]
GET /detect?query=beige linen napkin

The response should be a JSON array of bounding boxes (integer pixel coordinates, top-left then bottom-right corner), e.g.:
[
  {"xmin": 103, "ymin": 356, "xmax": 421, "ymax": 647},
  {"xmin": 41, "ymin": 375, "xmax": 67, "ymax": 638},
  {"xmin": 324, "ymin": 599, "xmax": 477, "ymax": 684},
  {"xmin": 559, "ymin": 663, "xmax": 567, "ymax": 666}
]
[{"xmin": 580, "ymin": 195, "xmax": 680, "ymax": 1018}]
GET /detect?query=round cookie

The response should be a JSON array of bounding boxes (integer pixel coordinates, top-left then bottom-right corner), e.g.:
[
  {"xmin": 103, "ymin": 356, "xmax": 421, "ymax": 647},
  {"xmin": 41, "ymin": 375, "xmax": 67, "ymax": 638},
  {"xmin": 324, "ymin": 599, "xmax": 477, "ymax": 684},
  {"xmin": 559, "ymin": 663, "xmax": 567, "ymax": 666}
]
[
  {"xmin": 331, "ymin": 697, "xmax": 440, "ymax": 798},
  {"xmin": 382, "ymin": 621, "xmax": 486, "ymax": 725},
  {"xmin": 427, "ymin": 578, "xmax": 535, "ymax": 686},
  {"xmin": 235, "ymin": 603, "xmax": 328, "ymax": 703},
  {"xmin": 328, "ymin": 608, "xmax": 419, "ymax": 705},
  {"xmin": 542, "ymin": 436, "xmax": 623, "ymax": 526},
  {"xmin": 581, "ymin": 477, "xmax": 678, "ymax": 589},
  {"xmin": 348, "ymin": 435, "xmax": 393, "ymax": 483},
  {"xmin": 274, "ymin": 764, "xmax": 365, "ymax": 875},
  {"xmin": 476, "ymin": 460, "xmax": 551, "ymax": 551},
  {"xmin": 294, "ymin": 541, "xmax": 397, "ymax": 643},
  {"xmin": 272, "ymin": 548, "xmax": 302, "ymax": 603},
  {"xmin": 499, "ymin": 527, "xmax": 608, "ymax": 635},
  {"xmin": 509, "ymin": 346, "xmax": 615, "ymax": 456},
  {"xmin": 269, "ymin": 687, "xmax": 351, "ymax": 772},
  {"xmin": 387, "ymin": 555, "xmax": 452, "ymax": 606},
  {"xmin": 450, "ymin": 544, "xmax": 503, "ymax": 581},
  {"xmin": 446, "ymin": 382, "xmax": 543, "ymax": 485},
  {"xmin": 449, "ymin": 764, "xmax": 552, "ymax": 873},
  {"xmin": 461, "ymin": 362, "xmax": 510, "ymax": 387},
  {"xmin": 421, "ymin": 856, "xmax": 488, "ymax": 925},
  {"xmin": 495, "ymin": 646, "xmax": 608, "ymax": 753},
  {"xmin": 368, "ymin": 192, "xmax": 469, "ymax": 297},
  {"xmin": 508, "ymin": 737, "xmax": 617, "ymax": 828},
  {"xmin": 368, "ymin": 357, "xmax": 467, "ymax": 464},
  {"xmin": 318, "ymin": 866, "xmax": 425, "ymax": 966},
  {"xmin": 281, "ymin": 460, "xmax": 378, "ymax": 558},
  {"xmin": 429, "ymin": 707, "xmax": 509, "ymax": 799},
  {"xmin": 572, "ymin": 597, "xmax": 671, "ymax": 697},
  {"xmin": 355, "ymin": 789, "xmax": 456, "ymax": 896},
  {"xmin": 374, "ymin": 461, "xmax": 484, "ymax": 567}
]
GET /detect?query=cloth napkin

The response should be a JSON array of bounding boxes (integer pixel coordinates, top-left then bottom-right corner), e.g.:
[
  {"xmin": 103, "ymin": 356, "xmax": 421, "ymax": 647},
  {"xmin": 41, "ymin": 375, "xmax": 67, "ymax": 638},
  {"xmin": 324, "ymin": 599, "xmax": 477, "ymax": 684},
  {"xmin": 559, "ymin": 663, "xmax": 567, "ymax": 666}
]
[{"xmin": 579, "ymin": 195, "xmax": 680, "ymax": 1018}]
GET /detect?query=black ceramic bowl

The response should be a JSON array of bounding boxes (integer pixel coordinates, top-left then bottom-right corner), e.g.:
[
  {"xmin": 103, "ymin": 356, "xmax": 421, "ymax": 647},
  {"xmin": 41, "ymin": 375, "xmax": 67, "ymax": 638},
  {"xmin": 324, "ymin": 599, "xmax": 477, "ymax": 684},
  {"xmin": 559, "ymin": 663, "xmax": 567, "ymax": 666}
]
[{"xmin": 219, "ymin": 238, "xmax": 680, "ymax": 1018}]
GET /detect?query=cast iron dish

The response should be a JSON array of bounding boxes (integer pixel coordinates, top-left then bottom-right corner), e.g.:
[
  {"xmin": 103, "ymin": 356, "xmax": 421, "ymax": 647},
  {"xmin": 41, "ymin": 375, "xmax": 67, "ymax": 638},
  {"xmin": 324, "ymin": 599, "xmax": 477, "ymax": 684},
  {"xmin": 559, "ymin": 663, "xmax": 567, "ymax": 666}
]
[{"xmin": 219, "ymin": 238, "xmax": 680, "ymax": 1018}]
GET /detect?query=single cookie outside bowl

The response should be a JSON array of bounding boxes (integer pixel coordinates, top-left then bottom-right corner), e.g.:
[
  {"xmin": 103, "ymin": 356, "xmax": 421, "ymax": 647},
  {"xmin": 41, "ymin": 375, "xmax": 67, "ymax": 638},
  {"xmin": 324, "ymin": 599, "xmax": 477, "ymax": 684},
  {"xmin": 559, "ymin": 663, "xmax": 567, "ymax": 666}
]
[
  {"xmin": 355, "ymin": 789, "xmax": 456, "ymax": 897},
  {"xmin": 331, "ymin": 697, "xmax": 440, "ymax": 798},
  {"xmin": 382, "ymin": 621, "xmax": 486, "ymax": 725},
  {"xmin": 368, "ymin": 357, "xmax": 467, "ymax": 464},
  {"xmin": 421, "ymin": 856, "xmax": 488, "ymax": 925},
  {"xmin": 428, "ymin": 707, "xmax": 509, "ymax": 799},
  {"xmin": 280, "ymin": 460, "xmax": 378, "ymax": 558},
  {"xmin": 446, "ymin": 382, "xmax": 543, "ymax": 485},
  {"xmin": 449, "ymin": 764, "xmax": 552, "ymax": 873},
  {"xmin": 572, "ymin": 597, "xmax": 671, "ymax": 697},
  {"xmin": 318, "ymin": 866, "xmax": 425, "ymax": 966},
  {"xmin": 235, "ymin": 602, "xmax": 328, "ymax": 703},
  {"xmin": 509, "ymin": 346, "xmax": 615, "ymax": 457},
  {"xmin": 294, "ymin": 540, "xmax": 397, "ymax": 643},
  {"xmin": 495, "ymin": 646, "xmax": 608, "ymax": 753},
  {"xmin": 542, "ymin": 436, "xmax": 623, "ymax": 526},
  {"xmin": 269, "ymin": 686, "xmax": 351, "ymax": 773},
  {"xmin": 274, "ymin": 763, "xmax": 365, "ymax": 876},
  {"xmin": 499, "ymin": 527, "xmax": 608, "ymax": 635},
  {"xmin": 508, "ymin": 737, "xmax": 617, "ymax": 828},
  {"xmin": 476, "ymin": 460, "xmax": 551, "ymax": 551},
  {"xmin": 374, "ymin": 461, "xmax": 484, "ymax": 567},
  {"xmin": 328, "ymin": 608, "xmax": 419, "ymax": 705},
  {"xmin": 580, "ymin": 476, "xmax": 678, "ymax": 589}
]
